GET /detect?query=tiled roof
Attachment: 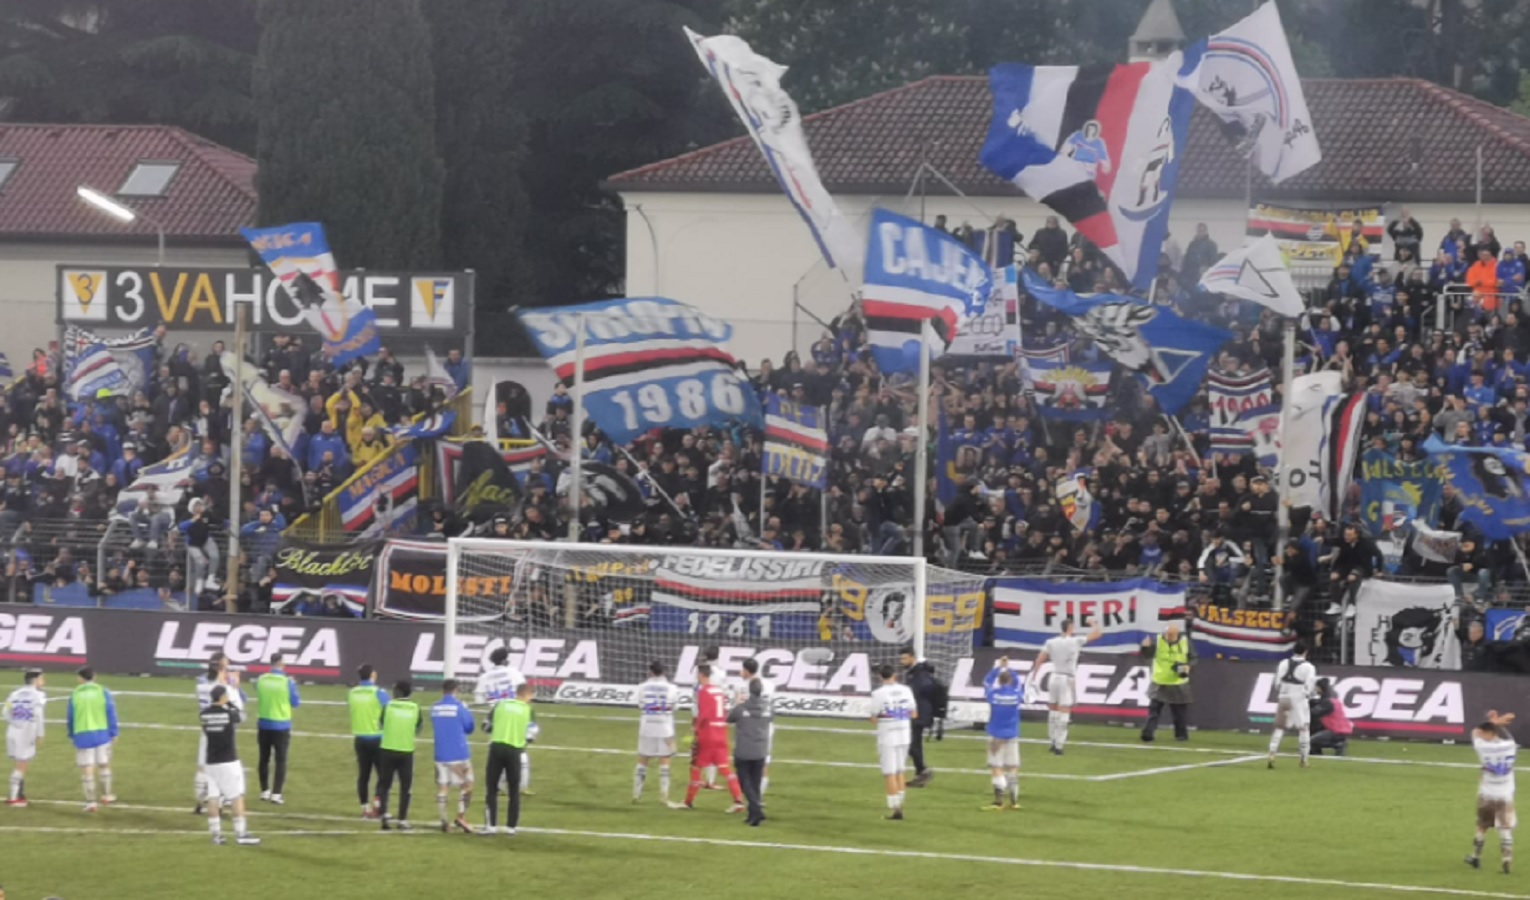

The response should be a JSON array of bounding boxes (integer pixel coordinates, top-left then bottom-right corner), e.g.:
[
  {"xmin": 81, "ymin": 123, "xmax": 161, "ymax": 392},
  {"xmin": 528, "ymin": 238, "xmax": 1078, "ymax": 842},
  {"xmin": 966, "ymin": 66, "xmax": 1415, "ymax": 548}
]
[
  {"xmin": 0, "ymin": 124, "xmax": 256, "ymax": 242},
  {"xmin": 608, "ymin": 76, "xmax": 1530, "ymax": 203}
]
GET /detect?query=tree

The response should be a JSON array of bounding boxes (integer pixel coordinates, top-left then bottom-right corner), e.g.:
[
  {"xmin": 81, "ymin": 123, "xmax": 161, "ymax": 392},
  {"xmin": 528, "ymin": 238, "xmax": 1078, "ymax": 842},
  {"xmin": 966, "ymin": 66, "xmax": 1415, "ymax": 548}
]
[
  {"xmin": 509, "ymin": 0, "xmax": 728, "ymax": 305},
  {"xmin": 427, "ymin": 0, "xmax": 530, "ymax": 316},
  {"xmin": 0, "ymin": 0, "xmax": 258, "ymax": 151},
  {"xmin": 253, "ymin": 0, "xmax": 442, "ymax": 269}
]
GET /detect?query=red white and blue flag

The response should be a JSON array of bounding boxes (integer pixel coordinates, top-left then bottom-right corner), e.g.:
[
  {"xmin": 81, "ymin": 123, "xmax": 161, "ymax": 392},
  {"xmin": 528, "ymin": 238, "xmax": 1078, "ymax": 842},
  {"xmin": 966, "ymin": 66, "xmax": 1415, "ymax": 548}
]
[
  {"xmin": 861, "ymin": 208, "xmax": 991, "ymax": 373},
  {"xmin": 241, "ymin": 223, "xmax": 380, "ymax": 366}
]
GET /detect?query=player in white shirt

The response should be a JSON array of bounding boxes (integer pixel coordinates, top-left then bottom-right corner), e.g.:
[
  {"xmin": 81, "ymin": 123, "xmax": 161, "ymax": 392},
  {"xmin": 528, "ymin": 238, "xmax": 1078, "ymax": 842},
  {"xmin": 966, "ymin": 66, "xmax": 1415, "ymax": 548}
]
[
  {"xmin": 4, "ymin": 669, "xmax": 46, "ymax": 807},
  {"xmin": 1466, "ymin": 710, "xmax": 1518, "ymax": 874},
  {"xmin": 474, "ymin": 647, "xmax": 532, "ymax": 796},
  {"xmin": 1028, "ymin": 617, "xmax": 1101, "ymax": 755},
  {"xmin": 869, "ymin": 663, "xmax": 917, "ymax": 821},
  {"xmin": 1268, "ymin": 644, "xmax": 1317, "ymax": 769},
  {"xmin": 634, "ymin": 662, "xmax": 682, "ymax": 804},
  {"xmin": 193, "ymin": 654, "xmax": 245, "ymax": 814}
]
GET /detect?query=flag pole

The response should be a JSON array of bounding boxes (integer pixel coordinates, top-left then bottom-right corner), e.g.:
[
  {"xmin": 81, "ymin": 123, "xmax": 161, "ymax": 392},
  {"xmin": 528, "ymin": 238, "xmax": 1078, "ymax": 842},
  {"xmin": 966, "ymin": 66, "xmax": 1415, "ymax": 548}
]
[
  {"xmin": 223, "ymin": 303, "xmax": 246, "ymax": 611},
  {"xmin": 912, "ymin": 320, "xmax": 933, "ymax": 561},
  {"xmin": 568, "ymin": 313, "xmax": 585, "ymax": 542},
  {"xmin": 1273, "ymin": 317, "xmax": 1297, "ymax": 610}
]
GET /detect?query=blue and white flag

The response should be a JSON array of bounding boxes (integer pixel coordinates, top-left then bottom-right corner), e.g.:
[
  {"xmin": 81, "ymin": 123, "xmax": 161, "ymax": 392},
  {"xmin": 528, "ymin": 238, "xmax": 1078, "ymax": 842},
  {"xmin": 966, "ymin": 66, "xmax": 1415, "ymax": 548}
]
[
  {"xmin": 762, "ymin": 395, "xmax": 827, "ymax": 488},
  {"xmin": 1237, "ymin": 403, "xmax": 1282, "ymax": 467},
  {"xmin": 241, "ymin": 222, "xmax": 380, "ymax": 366},
  {"xmin": 1359, "ymin": 447, "xmax": 1442, "ymax": 539},
  {"xmin": 393, "ymin": 409, "xmax": 456, "ymax": 442},
  {"xmin": 113, "ymin": 447, "xmax": 195, "ymax": 517},
  {"xmin": 1021, "ymin": 269, "xmax": 1231, "ymax": 413},
  {"xmin": 63, "ymin": 325, "xmax": 155, "ymax": 401},
  {"xmin": 979, "ymin": 48, "xmax": 1203, "ymax": 291},
  {"xmin": 1422, "ymin": 436, "xmax": 1530, "ymax": 541},
  {"xmin": 1025, "ymin": 358, "xmax": 1112, "ymax": 421},
  {"xmin": 516, "ymin": 297, "xmax": 762, "ymax": 444},
  {"xmin": 1207, "ymin": 368, "xmax": 1273, "ymax": 453},
  {"xmin": 423, "ymin": 346, "xmax": 458, "ymax": 402},
  {"xmin": 862, "ymin": 208, "xmax": 991, "ymax": 374},
  {"xmin": 0, "ymin": 352, "xmax": 12, "ymax": 380},
  {"xmin": 685, "ymin": 28, "xmax": 863, "ymax": 275}
]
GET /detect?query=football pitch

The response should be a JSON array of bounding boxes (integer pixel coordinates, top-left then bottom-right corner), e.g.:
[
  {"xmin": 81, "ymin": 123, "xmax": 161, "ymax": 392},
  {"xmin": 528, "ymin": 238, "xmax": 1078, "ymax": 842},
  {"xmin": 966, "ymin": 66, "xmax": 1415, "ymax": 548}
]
[{"xmin": 1, "ymin": 675, "xmax": 1525, "ymax": 900}]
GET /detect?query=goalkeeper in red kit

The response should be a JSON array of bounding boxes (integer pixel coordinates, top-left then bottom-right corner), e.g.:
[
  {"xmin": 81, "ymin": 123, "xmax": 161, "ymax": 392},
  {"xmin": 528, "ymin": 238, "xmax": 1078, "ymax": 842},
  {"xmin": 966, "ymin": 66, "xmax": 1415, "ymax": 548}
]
[{"xmin": 673, "ymin": 664, "xmax": 743, "ymax": 812}]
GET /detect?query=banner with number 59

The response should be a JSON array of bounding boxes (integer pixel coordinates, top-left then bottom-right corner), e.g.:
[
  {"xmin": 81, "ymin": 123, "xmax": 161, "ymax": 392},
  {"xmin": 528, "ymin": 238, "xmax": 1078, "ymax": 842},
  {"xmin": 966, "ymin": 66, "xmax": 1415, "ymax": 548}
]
[{"xmin": 517, "ymin": 297, "xmax": 763, "ymax": 443}]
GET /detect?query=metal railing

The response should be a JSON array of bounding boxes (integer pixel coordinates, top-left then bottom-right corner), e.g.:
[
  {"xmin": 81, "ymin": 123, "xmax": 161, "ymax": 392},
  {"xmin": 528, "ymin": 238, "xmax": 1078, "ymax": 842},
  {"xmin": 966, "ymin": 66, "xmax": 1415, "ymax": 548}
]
[
  {"xmin": 3, "ymin": 516, "xmax": 231, "ymax": 610},
  {"xmin": 284, "ymin": 388, "xmax": 473, "ymax": 543}
]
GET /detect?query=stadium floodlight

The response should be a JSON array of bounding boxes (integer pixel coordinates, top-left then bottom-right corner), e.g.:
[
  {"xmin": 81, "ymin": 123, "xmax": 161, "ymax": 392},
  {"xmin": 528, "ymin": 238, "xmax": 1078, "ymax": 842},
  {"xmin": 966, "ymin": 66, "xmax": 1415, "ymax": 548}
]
[
  {"xmin": 439, "ymin": 538, "xmax": 988, "ymax": 714},
  {"xmin": 76, "ymin": 185, "xmax": 165, "ymax": 265}
]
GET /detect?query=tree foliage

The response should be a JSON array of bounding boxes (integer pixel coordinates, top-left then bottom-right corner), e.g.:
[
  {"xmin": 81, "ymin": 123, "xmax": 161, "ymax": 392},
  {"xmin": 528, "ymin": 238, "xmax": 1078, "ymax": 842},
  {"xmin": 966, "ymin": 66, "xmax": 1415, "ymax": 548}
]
[
  {"xmin": 253, "ymin": 0, "xmax": 442, "ymax": 270},
  {"xmin": 428, "ymin": 0, "xmax": 530, "ymax": 315}
]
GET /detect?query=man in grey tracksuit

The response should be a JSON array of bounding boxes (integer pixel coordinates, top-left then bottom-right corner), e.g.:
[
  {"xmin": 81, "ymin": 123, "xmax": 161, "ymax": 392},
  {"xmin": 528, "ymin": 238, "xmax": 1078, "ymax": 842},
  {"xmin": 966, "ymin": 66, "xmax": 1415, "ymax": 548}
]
[{"xmin": 727, "ymin": 679, "xmax": 772, "ymax": 827}]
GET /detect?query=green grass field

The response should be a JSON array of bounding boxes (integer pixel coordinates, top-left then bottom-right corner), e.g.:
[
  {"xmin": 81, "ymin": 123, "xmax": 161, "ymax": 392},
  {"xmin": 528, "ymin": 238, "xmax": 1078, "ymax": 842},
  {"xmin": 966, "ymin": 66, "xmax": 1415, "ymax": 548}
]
[{"xmin": 0, "ymin": 674, "xmax": 1525, "ymax": 900}]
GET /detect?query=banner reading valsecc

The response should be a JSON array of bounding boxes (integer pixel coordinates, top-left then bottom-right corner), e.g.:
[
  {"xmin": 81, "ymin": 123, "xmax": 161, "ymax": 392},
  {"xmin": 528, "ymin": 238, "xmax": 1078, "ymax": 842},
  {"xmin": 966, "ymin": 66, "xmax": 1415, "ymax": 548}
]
[{"xmin": 58, "ymin": 265, "xmax": 471, "ymax": 334}]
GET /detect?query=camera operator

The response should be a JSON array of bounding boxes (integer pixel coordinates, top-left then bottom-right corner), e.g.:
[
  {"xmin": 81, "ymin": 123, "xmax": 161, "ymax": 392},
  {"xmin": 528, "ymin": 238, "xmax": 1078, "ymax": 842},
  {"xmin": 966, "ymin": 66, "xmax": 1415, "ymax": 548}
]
[
  {"xmin": 1308, "ymin": 677, "xmax": 1352, "ymax": 756},
  {"xmin": 1139, "ymin": 622, "xmax": 1195, "ymax": 742}
]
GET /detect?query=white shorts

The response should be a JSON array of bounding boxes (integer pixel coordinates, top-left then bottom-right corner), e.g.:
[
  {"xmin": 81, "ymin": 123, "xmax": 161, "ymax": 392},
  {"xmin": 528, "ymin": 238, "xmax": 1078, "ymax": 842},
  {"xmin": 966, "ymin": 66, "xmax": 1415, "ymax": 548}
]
[
  {"xmin": 638, "ymin": 735, "xmax": 676, "ymax": 759},
  {"xmin": 1479, "ymin": 795, "xmax": 1518, "ymax": 830},
  {"xmin": 204, "ymin": 761, "xmax": 245, "ymax": 800},
  {"xmin": 987, "ymin": 738, "xmax": 1020, "ymax": 769},
  {"xmin": 1276, "ymin": 697, "xmax": 1310, "ymax": 730},
  {"xmin": 1049, "ymin": 674, "xmax": 1076, "ymax": 708},
  {"xmin": 435, "ymin": 761, "xmax": 474, "ymax": 787},
  {"xmin": 6, "ymin": 731, "xmax": 37, "ymax": 762},
  {"xmin": 75, "ymin": 744, "xmax": 111, "ymax": 768},
  {"xmin": 878, "ymin": 742, "xmax": 908, "ymax": 776}
]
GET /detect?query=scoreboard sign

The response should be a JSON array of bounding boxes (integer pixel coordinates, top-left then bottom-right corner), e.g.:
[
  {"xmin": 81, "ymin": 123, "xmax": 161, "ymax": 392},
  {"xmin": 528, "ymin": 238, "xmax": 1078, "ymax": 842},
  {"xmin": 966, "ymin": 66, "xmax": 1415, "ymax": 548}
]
[{"xmin": 57, "ymin": 265, "xmax": 471, "ymax": 334}]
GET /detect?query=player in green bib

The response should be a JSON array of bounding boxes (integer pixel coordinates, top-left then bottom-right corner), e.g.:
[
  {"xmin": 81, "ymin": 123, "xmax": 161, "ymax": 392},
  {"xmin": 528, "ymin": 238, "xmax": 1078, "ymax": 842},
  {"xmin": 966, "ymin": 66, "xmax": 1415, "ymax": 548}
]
[
  {"xmin": 375, "ymin": 680, "xmax": 421, "ymax": 831},
  {"xmin": 483, "ymin": 683, "xmax": 535, "ymax": 836}
]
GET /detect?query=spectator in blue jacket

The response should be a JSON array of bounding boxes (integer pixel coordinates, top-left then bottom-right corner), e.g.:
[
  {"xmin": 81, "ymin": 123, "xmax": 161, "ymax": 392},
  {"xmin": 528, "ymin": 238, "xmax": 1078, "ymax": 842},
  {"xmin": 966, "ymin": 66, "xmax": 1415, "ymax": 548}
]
[{"xmin": 306, "ymin": 419, "xmax": 349, "ymax": 472}]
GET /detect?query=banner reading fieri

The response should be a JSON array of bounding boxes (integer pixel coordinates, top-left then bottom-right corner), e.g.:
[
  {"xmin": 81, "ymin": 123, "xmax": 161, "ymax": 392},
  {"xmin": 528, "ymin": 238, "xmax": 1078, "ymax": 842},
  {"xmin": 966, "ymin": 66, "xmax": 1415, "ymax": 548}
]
[
  {"xmin": 990, "ymin": 578, "xmax": 1185, "ymax": 651},
  {"xmin": 1245, "ymin": 203, "xmax": 1385, "ymax": 264}
]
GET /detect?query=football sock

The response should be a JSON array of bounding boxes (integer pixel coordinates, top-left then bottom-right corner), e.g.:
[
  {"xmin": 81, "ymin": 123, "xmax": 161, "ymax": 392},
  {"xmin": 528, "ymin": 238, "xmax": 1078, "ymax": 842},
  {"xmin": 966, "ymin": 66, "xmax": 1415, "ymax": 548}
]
[
  {"xmin": 1057, "ymin": 713, "xmax": 1070, "ymax": 747},
  {"xmin": 209, "ymin": 816, "xmax": 222, "ymax": 836},
  {"xmin": 886, "ymin": 794, "xmax": 900, "ymax": 810},
  {"xmin": 659, "ymin": 766, "xmax": 671, "ymax": 801},
  {"xmin": 1046, "ymin": 713, "xmax": 1058, "ymax": 746},
  {"xmin": 437, "ymin": 792, "xmax": 448, "ymax": 822},
  {"xmin": 194, "ymin": 771, "xmax": 208, "ymax": 803},
  {"xmin": 234, "ymin": 816, "xmax": 247, "ymax": 837},
  {"xmin": 458, "ymin": 791, "xmax": 470, "ymax": 816},
  {"xmin": 704, "ymin": 765, "xmax": 717, "ymax": 786},
  {"xmin": 991, "ymin": 775, "xmax": 1004, "ymax": 804},
  {"xmin": 634, "ymin": 764, "xmax": 647, "ymax": 799},
  {"xmin": 8, "ymin": 771, "xmax": 21, "ymax": 801},
  {"xmin": 1501, "ymin": 828, "xmax": 1514, "ymax": 865},
  {"xmin": 101, "ymin": 769, "xmax": 113, "ymax": 796},
  {"xmin": 722, "ymin": 766, "xmax": 742, "ymax": 803},
  {"xmin": 1298, "ymin": 729, "xmax": 1311, "ymax": 762},
  {"xmin": 521, "ymin": 755, "xmax": 530, "ymax": 791},
  {"xmin": 81, "ymin": 774, "xmax": 96, "ymax": 804},
  {"xmin": 1268, "ymin": 728, "xmax": 1285, "ymax": 755},
  {"xmin": 684, "ymin": 767, "xmax": 703, "ymax": 806},
  {"xmin": 1474, "ymin": 834, "xmax": 1487, "ymax": 859},
  {"xmin": 1007, "ymin": 774, "xmax": 1020, "ymax": 805},
  {"xmin": 896, "ymin": 791, "xmax": 905, "ymax": 810}
]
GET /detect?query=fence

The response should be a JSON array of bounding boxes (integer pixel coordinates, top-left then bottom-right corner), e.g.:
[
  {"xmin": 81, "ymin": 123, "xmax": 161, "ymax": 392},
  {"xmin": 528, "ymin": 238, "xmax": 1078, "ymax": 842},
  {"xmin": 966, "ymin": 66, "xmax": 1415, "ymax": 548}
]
[
  {"xmin": 4, "ymin": 517, "xmax": 231, "ymax": 611},
  {"xmin": 284, "ymin": 387, "xmax": 474, "ymax": 542}
]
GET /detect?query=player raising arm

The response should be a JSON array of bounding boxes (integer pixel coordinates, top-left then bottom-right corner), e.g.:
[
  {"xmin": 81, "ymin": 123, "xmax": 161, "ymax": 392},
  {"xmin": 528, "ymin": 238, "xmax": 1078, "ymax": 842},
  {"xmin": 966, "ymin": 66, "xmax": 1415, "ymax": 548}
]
[
  {"xmin": 198, "ymin": 685, "xmax": 259, "ymax": 846},
  {"xmin": 4, "ymin": 670, "xmax": 45, "ymax": 807},
  {"xmin": 1467, "ymin": 710, "xmax": 1518, "ymax": 874},
  {"xmin": 982, "ymin": 657, "xmax": 1022, "ymax": 811},
  {"xmin": 675, "ymin": 664, "xmax": 743, "ymax": 812},
  {"xmin": 870, "ymin": 663, "xmax": 916, "ymax": 821},
  {"xmin": 635, "ymin": 662, "xmax": 680, "ymax": 805},
  {"xmin": 1029, "ymin": 617, "xmax": 1101, "ymax": 756},
  {"xmin": 432, "ymin": 679, "xmax": 476, "ymax": 834},
  {"xmin": 1268, "ymin": 643, "xmax": 1316, "ymax": 769}
]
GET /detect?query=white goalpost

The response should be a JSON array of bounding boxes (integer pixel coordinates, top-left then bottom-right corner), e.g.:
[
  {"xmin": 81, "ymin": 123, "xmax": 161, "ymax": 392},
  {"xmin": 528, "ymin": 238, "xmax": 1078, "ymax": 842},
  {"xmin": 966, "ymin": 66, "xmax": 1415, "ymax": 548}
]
[{"xmin": 441, "ymin": 538, "xmax": 987, "ymax": 714}]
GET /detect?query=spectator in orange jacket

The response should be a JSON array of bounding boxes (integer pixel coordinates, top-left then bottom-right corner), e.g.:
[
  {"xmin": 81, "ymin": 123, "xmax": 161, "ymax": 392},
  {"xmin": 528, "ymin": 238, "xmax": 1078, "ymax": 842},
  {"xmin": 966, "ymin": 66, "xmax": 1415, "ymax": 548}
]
[{"xmin": 1467, "ymin": 246, "xmax": 1502, "ymax": 314}]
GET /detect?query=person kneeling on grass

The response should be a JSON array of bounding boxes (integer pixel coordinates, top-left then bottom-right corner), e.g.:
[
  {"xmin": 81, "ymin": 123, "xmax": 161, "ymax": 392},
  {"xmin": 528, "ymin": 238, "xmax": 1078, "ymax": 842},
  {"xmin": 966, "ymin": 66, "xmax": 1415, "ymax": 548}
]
[{"xmin": 1307, "ymin": 678, "xmax": 1352, "ymax": 757}]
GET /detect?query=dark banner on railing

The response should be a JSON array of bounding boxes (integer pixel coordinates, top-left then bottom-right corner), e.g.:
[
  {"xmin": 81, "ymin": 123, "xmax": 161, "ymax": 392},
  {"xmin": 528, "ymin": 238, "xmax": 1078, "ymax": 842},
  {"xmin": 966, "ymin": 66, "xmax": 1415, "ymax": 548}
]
[
  {"xmin": 271, "ymin": 538, "xmax": 377, "ymax": 616},
  {"xmin": 373, "ymin": 539, "xmax": 506, "ymax": 623}
]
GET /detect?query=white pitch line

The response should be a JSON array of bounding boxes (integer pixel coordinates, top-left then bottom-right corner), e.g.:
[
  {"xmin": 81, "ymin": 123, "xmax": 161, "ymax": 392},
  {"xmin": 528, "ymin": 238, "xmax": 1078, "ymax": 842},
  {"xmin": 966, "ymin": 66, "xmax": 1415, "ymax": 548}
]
[
  {"xmin": 15, "ymin": 801, "xmax": 1525, "ymax": 898},
  {"xmin": 1090, "ymin": 754, "xmax": 1267, "ymax": 781}
]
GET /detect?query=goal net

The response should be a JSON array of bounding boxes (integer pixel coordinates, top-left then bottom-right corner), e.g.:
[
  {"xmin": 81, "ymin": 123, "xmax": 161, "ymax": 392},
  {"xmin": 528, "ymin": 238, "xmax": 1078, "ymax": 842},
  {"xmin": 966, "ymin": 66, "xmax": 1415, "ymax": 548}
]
[{"xmin": 443, "ymin": 538, "xmax": 987, "ymax": 716}]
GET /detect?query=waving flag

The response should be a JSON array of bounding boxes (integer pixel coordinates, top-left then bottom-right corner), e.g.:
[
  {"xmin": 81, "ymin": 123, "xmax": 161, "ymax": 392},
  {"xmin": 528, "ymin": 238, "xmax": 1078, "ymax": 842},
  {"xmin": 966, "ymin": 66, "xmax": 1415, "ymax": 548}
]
[
  {"xmin": 1207, "ymin": 368, "xmax": 1273, "ymax": 453},
  {"xmin": 517, "ymin": 297, "xmax": 762, "ymax": 443},
  {"xmin": 242, "ymin": 223, "xmax": 380, "ymax": 366},
  {"xmin": 1056, "ymin": 473, "xmax": 1098, "ymax": 532},
  {"xmin": 862, "ymin": 208, "xmax": 992, "ymax": 373},
  {"xmin": 979, "ymin": 48, "xmax": 1203, "ymax": 291},
  {"xmin": 1423, "ymin": 437, "xmax": 1530, "ymax": 540},
  {"xmin": 63, "ymin": 325, "xmax": 156, "ymax": 401},
  {"xmin": 1411, "ymin": 521, "xmax": 1461, "ymax": 565},
  {"xmin": 1237, "ymin": 404, "xmax": 1282, "ymax": 467},
  {"xmin": 1021, "ymin": 270, "xmax": 1230, "ymax": 413},
  {"xmin": 762, "ymin": 395, "xmax": 828, "ymax": 488},
  {"xmin": 685, "ymin": 28, "xmax": 862, "ymax": 275},
  {"xmin": 113, "ymin": 447, "xmax": 194, "ymax": 517},
  {"xmin": 1190, "ymin": 2, "xmax": 1320, "ymax": 183},
  {"xmin": 423, "ymin": 346, "xmax": 459, "ymax": 402},
  {"xmin": 1026, "ymin": 358, "xmax": 1112, "ymax": 421},
  {"xmin": 1198, "ymin": 235, "xmax": 1306, "ymax": 317}
]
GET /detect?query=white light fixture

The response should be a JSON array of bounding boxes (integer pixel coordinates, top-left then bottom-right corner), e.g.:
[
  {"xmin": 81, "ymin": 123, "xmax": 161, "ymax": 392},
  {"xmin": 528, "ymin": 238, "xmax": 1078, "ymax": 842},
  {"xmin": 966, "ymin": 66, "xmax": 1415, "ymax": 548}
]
[{"xmin": 76, "ymin": 185, "xmax": 137, "ymax": 223}]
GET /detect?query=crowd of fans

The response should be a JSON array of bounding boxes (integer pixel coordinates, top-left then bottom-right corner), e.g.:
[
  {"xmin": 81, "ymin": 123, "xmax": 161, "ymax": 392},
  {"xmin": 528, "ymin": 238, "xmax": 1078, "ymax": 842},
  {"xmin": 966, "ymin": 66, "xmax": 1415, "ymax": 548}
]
[{"xmin": 0, "ymin": 330, "xmax": 466, "ymax": 610}]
